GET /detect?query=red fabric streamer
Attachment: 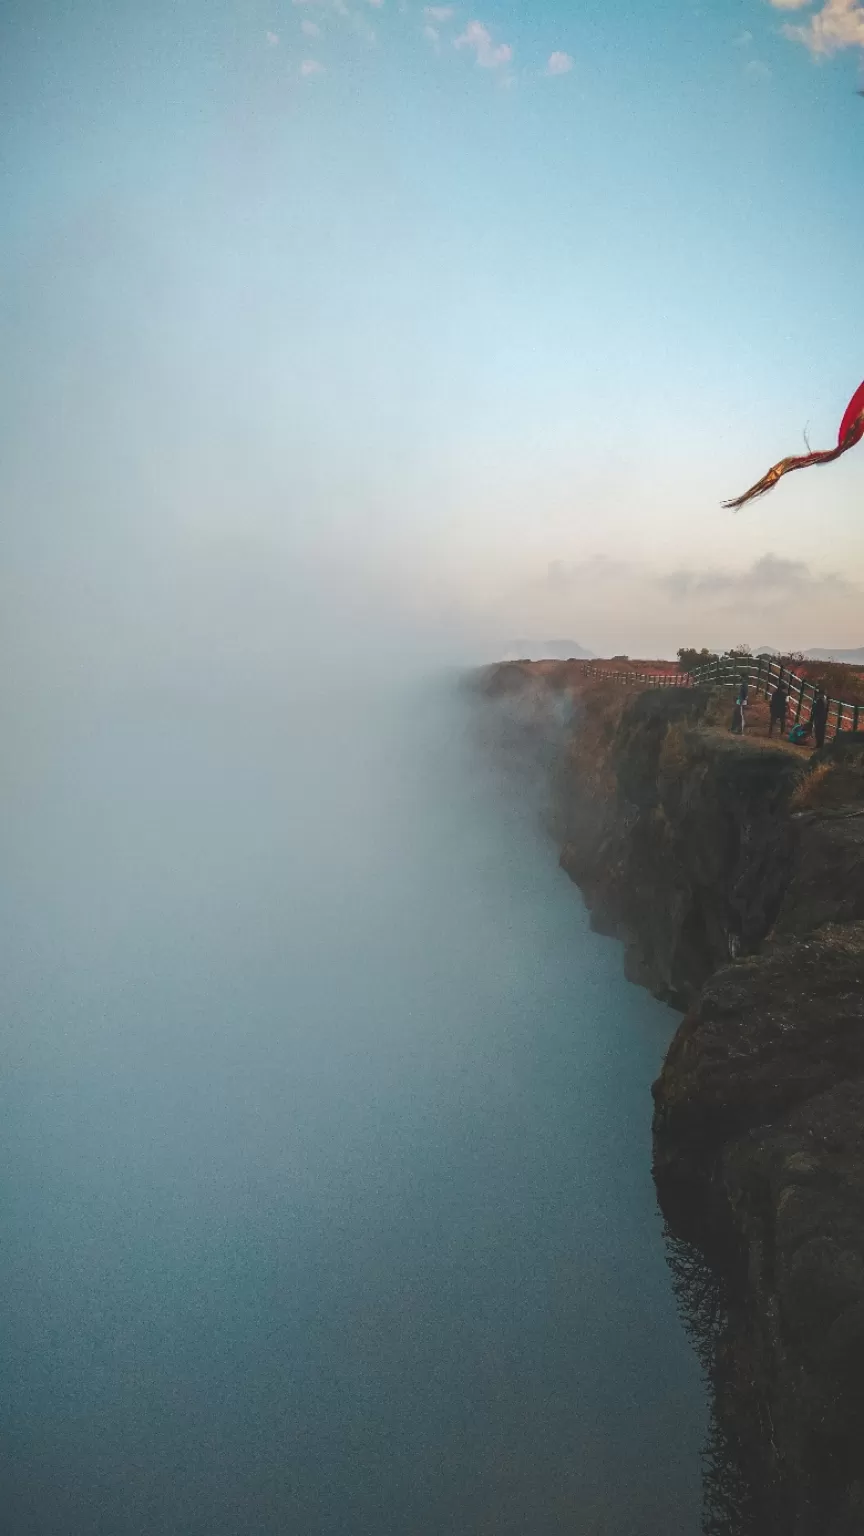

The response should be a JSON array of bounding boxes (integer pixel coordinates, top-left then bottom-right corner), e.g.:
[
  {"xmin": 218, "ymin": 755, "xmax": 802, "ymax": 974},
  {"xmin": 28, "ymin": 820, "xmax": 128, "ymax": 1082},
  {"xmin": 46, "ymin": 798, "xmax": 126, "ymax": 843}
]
[
  {"xmin": 838, "ymin": 378, "xmax": 864, "ymax": 447},
  {"xmin": 724, "ymin": 378, "xmax": 864, "ymax": 510}
]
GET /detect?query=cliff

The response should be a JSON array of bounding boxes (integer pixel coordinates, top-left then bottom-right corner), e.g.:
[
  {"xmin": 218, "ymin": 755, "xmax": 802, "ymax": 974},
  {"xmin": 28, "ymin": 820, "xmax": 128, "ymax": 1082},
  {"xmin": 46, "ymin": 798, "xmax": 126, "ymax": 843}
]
[{"xmin": 478, "ymin": 662, "xmax": 864, "ymax": 1535}]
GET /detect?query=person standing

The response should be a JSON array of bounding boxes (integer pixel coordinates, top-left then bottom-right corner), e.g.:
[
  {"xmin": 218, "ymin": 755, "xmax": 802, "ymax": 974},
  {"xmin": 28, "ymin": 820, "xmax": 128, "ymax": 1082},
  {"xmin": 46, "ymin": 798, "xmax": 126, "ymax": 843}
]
[
  {"xmin": 811, "ymin": 688, "xmax": 829, "ymax": 750},
  {"xmin": 731, "ymin": 686, "xmax": 747, "ymax": 735},
  {"xmin": 768, "ymin": 682, "xmax": 789, "ymax": 738}
]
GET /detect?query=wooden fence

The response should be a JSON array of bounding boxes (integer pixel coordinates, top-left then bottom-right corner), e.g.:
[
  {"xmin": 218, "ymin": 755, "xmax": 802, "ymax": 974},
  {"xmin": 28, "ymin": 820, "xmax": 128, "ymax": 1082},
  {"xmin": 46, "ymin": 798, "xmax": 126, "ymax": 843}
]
[
  {"xmin": 576, "ymin": 663, "xmax": 693, "ymax": 689},
  {"xmin": 574, "ymin": 657, "xmax": 863, "ymax": 742},
  {"xmin": 690, "ymin": 656, "xmax": 862, "ymax": 742}
]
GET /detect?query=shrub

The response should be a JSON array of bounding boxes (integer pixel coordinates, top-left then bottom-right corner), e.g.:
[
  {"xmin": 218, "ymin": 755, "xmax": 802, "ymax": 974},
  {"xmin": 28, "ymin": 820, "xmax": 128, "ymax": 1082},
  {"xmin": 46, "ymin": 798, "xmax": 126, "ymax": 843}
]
[{"xmin": 678, "ymin": 646, "xmax": 719, "ymax": 674}]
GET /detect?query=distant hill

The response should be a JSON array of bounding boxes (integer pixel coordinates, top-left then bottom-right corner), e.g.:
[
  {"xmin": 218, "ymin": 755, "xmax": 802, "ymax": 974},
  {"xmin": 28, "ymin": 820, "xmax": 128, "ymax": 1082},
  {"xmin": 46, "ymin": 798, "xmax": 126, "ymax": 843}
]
[
  {"xmin": 805, "ymin": 647, "xmax": 864, "ymax": 665},
  {"xmin": 504, "ymin": 638, "xmax": 593, "ymax": 661}
]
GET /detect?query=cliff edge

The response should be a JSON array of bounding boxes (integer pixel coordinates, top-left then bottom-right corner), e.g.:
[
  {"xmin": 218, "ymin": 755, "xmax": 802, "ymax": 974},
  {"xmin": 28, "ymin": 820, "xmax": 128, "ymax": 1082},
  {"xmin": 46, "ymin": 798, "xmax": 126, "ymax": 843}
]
[{"xmin": 478, "ymin": 661, "xmax": 864, "ymax": 1535}]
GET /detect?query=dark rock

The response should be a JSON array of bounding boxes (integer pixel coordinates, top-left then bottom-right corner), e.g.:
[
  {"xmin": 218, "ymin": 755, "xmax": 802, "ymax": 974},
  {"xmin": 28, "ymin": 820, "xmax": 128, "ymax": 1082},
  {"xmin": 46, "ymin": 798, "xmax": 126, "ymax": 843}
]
[
  {"xmin": 653, "ymin": 924, "xmax": 864, "ymax": 1196},
  {"xmin": 559, "ymin": 691, "xmax": 804, "ymax": 1006},
  {"xmin": 476, "ymin": 664, "xmax": 864, "ymax": 1528},
  {"xmin": 778, "ymin": 812, "xmax": 864, "ymax": 935}
]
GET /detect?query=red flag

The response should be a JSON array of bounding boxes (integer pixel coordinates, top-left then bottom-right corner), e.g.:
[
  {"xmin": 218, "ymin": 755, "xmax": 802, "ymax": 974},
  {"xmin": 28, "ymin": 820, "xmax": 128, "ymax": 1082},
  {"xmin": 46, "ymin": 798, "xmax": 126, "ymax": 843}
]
[{"xmin": 724, "ymin": 378, "xmax": 864, "ymax": 510}]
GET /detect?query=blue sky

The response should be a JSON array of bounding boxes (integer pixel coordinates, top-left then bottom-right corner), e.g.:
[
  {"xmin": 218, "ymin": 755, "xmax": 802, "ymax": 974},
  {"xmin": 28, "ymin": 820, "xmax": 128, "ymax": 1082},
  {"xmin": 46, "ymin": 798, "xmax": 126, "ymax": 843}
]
[{"xmin": 3, "ymin": 0, "xmax": 864, "ymax": 662}]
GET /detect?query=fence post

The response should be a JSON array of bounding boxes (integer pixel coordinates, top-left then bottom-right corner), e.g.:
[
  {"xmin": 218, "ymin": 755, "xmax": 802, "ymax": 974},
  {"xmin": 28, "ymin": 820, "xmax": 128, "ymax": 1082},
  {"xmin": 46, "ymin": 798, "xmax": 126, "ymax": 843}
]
[{"xmin": 855, "ymin": 704, "xmax": 860, "ymax": 734}]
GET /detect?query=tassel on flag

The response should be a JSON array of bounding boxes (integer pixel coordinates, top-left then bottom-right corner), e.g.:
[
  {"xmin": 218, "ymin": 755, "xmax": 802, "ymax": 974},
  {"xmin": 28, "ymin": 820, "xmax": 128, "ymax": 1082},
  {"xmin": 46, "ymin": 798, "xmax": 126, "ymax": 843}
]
[{"xmin": 724, "ymin": 378, "xmax": 864, "ymax": 510}]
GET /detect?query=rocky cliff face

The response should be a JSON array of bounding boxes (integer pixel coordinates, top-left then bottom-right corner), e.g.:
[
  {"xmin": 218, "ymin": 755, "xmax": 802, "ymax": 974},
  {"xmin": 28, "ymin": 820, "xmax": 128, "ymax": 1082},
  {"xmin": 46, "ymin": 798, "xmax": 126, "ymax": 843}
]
[
  {"xmin": 557, "ymin": 686, "xmax": 803, "ymax": 1009},
  {"xmin": 478, "ymin": 663, "xmax": 864, "ymax": 1535}
]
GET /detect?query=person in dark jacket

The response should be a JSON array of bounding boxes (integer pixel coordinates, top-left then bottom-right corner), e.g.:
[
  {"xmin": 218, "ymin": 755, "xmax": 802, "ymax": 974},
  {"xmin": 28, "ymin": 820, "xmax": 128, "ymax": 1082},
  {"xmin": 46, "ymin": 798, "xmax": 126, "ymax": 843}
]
[
  {"xmin": 768, "ymin": 682, "xmax": 789, "ymax": 737},
  {"xmin": 811, "ymin": 687, "xmax": 829, "ymax": 749},
  {"xmin": 730, "ymin": 685, "xmax": 747, "ymax": 734}
]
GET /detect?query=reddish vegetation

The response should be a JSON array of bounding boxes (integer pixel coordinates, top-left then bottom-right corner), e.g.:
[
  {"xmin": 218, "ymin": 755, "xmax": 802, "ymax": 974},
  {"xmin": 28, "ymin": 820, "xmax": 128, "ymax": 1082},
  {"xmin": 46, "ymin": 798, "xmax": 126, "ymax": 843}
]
[{"xmin": 793, "ymin": 660, "xmax": 864, "ymax": 703}]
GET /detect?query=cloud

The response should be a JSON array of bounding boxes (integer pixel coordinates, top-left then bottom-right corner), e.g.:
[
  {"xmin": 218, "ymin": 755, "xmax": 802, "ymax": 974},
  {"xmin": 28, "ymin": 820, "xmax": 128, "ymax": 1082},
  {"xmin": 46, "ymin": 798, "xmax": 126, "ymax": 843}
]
[
  {"xmin": 423, "ymin": 23, "xmax": 440, "ymax": 45},
  {"xmin": 301, "ymin": 19, "xmax": 321, "ymax": 35},
  {"xmin": 745, "ymin": 57, "xmax": 772, "ymax": 77},
  {"xmin": 778, "ymin": 0, "xmax": 864, "ymax": 53},
  {"xmin": 547, "ymin": 50, "xmax": 574, "ymax": 75},
  {"xmin": 733, "ymin": 30, "xmax": 754, "ymax": 45},
  {"xmin": 300, "ymin": 58, "xmax": 325, "ymax": 75},
  {"xmin": 481, "ymin": 548, "xmax": 864, "ymax": 659},
  {"xmin": 425, "ymin": 5, "xmax": 455, "ymax": 19},
  {"xmin": 767, "ymin": 1, "xmax": 813, "ymax": 9},
  {"xmin": 657, "ymin": 554, "xmax": 853, "ymax": 606},
  {"xmin": 455, "ymin": 20, "xmax": 513, "ymax": 68},
  {"xmin": 265, "ymin": 30, "xmax": 280, "ymax": 46}
]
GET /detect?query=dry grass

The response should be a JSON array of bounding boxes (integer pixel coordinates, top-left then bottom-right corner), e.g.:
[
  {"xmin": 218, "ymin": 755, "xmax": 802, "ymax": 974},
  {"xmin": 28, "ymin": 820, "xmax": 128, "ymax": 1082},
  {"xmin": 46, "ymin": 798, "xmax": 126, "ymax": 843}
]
[
  {"xmin": 790, "ymin": 758, "xmax": 864, "ymax": 812},
  {"xmin": 790, "ymin": 763, "xmax": 834, "ymax": 812}
]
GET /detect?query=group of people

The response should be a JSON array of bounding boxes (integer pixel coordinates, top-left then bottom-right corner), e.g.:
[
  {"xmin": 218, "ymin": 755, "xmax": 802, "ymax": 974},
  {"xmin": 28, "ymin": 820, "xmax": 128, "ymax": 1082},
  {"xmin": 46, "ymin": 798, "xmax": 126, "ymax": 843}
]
[{"xmin": 731, "ymin": 675, "xmax": 829, "ymax": 747}]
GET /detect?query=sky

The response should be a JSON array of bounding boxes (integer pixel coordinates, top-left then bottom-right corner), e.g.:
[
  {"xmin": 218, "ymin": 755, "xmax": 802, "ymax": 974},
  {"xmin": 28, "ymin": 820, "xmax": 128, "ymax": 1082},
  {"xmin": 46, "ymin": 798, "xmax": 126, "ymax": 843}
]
[{"xmin": 2, "ymin": 0, "xmax": 864, "ymax": 666}]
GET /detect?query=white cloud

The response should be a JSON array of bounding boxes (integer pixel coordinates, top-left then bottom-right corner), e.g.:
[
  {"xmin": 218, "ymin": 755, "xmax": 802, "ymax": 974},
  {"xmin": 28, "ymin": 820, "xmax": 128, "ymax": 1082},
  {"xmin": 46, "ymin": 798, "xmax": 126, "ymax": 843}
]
[
  {"xmin": 547, "ymin": 51, "xmax": 574, "ymax": 75},
  {"xmin": 745, "ymin": 57, "xmax": 772, "ymax": 77},
  {"xmin": 480, "ymin": 547, "xmax": 864, "ymax": 660},
  {"xmin": 265, "ymin": 30, "xmax": 280, "ymax": 46},
  {"xmin": 455, "ymin": 20, "xmax": 513, "ymax": 68},
  {"xmin": 300, "ymin": 58, "xmax": 325, "ymax": 75},
  {"xmin": 301, "ymin": 19, "xmax": 321, "ymax": 35},
  {"xmin": 779, "ymin": 0, "xmax": 864, "ymax": 53},
  {"xmin": 767, "ymin": 1, "xmax": 812, "ymax": 9},
  {"xmin": 423, "ymin": 23, "xmax": 440, "ymax": 45},
  {"xmin": 658, "ymin": 554, "xmax": 854, "ymax": 607},
  {"xmin": 425, "ymin": 5, "xmax": 455, "ymax": 19}
]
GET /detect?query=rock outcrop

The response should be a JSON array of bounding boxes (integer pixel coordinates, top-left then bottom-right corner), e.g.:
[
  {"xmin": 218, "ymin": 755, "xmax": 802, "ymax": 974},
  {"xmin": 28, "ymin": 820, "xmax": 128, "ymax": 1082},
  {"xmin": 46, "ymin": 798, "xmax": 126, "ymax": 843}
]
[{"xmin": 477, "ymin": 662, "xmax": 864, "ymax": 1534}]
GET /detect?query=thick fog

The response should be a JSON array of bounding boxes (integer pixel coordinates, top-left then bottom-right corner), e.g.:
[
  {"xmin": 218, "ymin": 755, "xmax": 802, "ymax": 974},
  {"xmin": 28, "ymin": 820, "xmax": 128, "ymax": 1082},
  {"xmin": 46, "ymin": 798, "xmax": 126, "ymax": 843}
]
[
  {"xmin": 0, "ymin": 80, "xmax": 713, "ymax": 1523},
  {"xmin": 1, "ymin": 570, "xmax": 708, "ymax": 1533},
  {"xmin": 2, "ymin": 5, "xmax": 717, "ymax": 1525}
]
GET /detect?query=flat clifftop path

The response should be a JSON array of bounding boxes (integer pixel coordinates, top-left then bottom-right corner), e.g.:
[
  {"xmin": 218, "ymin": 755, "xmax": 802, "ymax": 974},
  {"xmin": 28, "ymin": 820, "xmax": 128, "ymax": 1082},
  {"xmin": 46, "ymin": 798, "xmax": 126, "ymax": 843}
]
[{"xmin": 475, "ymin": 660, "xmax": 864, "ymax": 1536}]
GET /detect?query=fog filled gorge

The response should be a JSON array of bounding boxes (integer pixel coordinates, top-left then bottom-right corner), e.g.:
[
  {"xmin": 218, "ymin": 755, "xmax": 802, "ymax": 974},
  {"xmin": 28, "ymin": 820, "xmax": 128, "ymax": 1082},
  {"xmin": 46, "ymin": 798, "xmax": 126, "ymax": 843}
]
[{"xmin": 0, "ymin": 662, "xmax": 707, "ymax": 1534}]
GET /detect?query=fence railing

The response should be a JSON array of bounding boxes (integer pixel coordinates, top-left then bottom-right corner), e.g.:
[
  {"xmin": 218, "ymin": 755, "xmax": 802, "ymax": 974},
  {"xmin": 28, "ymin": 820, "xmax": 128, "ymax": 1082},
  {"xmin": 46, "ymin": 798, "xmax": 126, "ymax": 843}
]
[
  {"xmin": 689, "ymin": 656, "xmax": 863, "ymax": 743},
  {"xmin": 572, "ymin": 656, "xmax": 863, "ymax": 743},
  {"xmin": 576, "ymin": 663, "xmax": 693, "ymax": 689}
]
